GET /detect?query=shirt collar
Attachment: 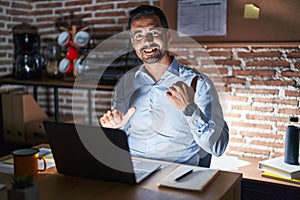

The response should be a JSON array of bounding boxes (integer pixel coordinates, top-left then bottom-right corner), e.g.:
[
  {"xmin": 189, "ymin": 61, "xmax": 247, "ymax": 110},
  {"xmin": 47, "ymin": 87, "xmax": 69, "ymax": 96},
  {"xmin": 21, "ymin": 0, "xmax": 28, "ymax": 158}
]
[{"xmin": 135, "ymin": 56, "xmax": 180, "ymax": 78}]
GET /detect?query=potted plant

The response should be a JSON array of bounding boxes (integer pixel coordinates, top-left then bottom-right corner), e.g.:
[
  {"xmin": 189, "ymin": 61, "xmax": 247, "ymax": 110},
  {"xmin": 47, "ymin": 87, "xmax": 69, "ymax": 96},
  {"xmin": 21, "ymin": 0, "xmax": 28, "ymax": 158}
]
[{"xmin": 7, "ymin": 175, "xmax": 39, "ymax": 200}]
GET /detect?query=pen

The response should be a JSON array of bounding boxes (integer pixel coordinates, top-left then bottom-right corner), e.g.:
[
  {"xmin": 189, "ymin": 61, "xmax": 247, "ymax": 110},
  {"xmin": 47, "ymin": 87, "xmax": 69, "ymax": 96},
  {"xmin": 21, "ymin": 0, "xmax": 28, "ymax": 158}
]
[{"xmin": 173, "ymin": 169, "xmax": 194, "ymax": 182}]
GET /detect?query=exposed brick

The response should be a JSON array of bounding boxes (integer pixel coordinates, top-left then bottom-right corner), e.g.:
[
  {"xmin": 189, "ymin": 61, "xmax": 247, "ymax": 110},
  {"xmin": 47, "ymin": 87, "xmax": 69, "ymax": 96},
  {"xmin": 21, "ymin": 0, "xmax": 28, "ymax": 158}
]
[
  {"xmin": 233, "ymin": 69, "xmax": 275, "ymax": 77},
  {"xmin": 252, "ymin": 97, "xmax": 298, "ymax": 106},
  {"xmin": 192, "ymin": 51, "xmax": 210, "ymax": 57},
  {"xmin": 117, "ymin": 1, "xmax": 150, "ymax": 9},
  {"xmin": 233, "ymin": 105, "xmax": 274, "ymax": 113},
  {"xmin": 216, "ymin": 85, "xmax": 231, "ymax": 92},
  {"xmin": 36, "ymin": 16, "xmax": 60, "ymax": 23},
  {"xmin": 238, "ymin": 51, "xmax": 282, "ymax": 58},
  {"xmin": 208, "ymin": 51, "xmax": 232, "ymax": 57},
  {"xmin": 295, "ymin": 62, "xmax": 300, "ymax": 69},
  {"xmin": 60, "ymin": 105, "xmax": 85, "ymax": 111},
  {"xmin": 205, "ymin": 44, "xmax": 249, "ymax": 49},
  {"xmin": 177, "ymin": 58, "xmax": 197, "ymax": 66},
  {"xmin": 88, "ymin": 18, "xmax": 116, "ymax": 25},
  {"xmin": 32, "ymin": 10, "xmax": 53, "ymax": 16},
  {"xmin": 231, "ymin": 121, "xmax": 272, "ymax": 130},
  {"xmin": 228, "ymin": 146, "xmax": 270, "ymax": 156},
  {"xmin": 281, "ymin": 70, "xmax": 300, "ymax": 77},
  {"xmin": 94, "ymin": 93, "xmax": 113, "ymax": 98},
  {"xmin": 85, "ymin": 4, "xmax": 114, "ymax": 11},
  {"xmin": 96, "ymin": 0, "xmax": 124, "ymax": 2},
  {"xmin": 229, "ymin": 137, "xmax": 246, "ymax": 143},
  {"xmin": 213, "ymin": 59, "xmax": 241, "ymax": 66},
  {"xmin": 225, "ymin": 95, "xmax": 248, "ymax": 102},
  {"xmin": 0, "ymin": 67, "xmax": 7, "ymax": 72},
  {"xmin": 235, "ymin": 88, "xmax": 279, "ymax": 95},
  {"xmin": 11, "ymin": 19, "xmax": 32, "ymax": 25},
  {"xmin": 287, "ymin": 52, "xmax": 300, "ymax": 58},
  {"xmin": 222, "ymin": 77, "xmax": 246, "ymax": 85},
  {"xmin": 251, "ymin": 141, "xmax": 284, "ymax": 149},
  {"xmin": 95, "ymin": 107, "xmax": 111, "ymax": 113},
  {"xmin": 36, "ymin": 2, "xmax": 63, "ymax": 9},
  {"xmin": 0, "ymin": 60, "xmax": 11, "ymax": 67},
  {"xmin": 274, "ymin": 152, "xmax": 284, "ymax": 157},
  {"xmin": 277, "ymin": 125, "xmax": 287, "ymax": 132},
  {"xmin": 95, "ymin": 11, "xmax": 126, "ymax": 17},
  {"xmin": 0, "ymin": 15, "xmax": 10, "ymax": 21},
  {"xmin": 55, "ymin": 7, "xmax": 81, "ymax": 15},
  {"xmin": 67, "ymin": 99, "xmax": 88, "ymax": 104},
  {"xmin": 246, "ymin": 60, "xmax": 290, "ymax": 67},
  {"xmin": 169, "ymin": 50, "xmax": 190, "ymax": 57},
  {"xmin": 251, "ymin": 45, "xmax": 299, "ymax": 49},
  {"xmin": 0, "ymin": 1, "xmax": 10, "ymax": 6},
  {"xmin": 224, "ymin": 112, "xmax": 242, "ymax": 118},
  {"xmin": 65, "ymin": 0, "xmax": 92, "ymax": 7},
  {"xmin": 250, "ymin": 80, "xmax": 295, "ymax": 87},
  {"xmin": 278, "ymin": 108, "xmax": 300, "ymax": 115},
  {"xmin": 246, "ymin": 114, "xmax": 288, "ymax": 122},
  {"xmin": 240, "ymin": 131, "xmax": 283, "ymax": 140},
  {"xmin": 285, "ymin": 90, "xmax": 300, "ymax": 97},
  {"xmin": 6, "ymin": 9, "xmax": 32, "ymax": 16},
  {"xmin": 199, "ymin": 59, "xmax": 216, "ymax": 65},
  {"xmin": 117, "ymin": 17, "xmax": 129, "ymax": 25},
  {"xmin": 12, "ymin": 2, "xmax": 32, "ymax": 10},
  {"xmin": 198, "ymin": 67, "xmax": 228, "ymax": 75}
]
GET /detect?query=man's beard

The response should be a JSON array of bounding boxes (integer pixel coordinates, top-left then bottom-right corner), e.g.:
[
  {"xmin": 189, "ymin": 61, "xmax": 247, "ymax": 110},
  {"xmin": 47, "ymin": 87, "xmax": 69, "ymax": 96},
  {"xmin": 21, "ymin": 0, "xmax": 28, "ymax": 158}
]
[{"xmin": 139, "ymin": 44, "xmax": 167, "ymax": 64}]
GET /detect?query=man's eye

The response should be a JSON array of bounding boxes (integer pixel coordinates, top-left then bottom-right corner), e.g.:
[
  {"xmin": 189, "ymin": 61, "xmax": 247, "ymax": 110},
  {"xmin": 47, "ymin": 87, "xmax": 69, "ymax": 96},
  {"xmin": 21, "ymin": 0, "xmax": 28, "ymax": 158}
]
[
  {"xmin": 134, "ymin": 33, "xmax": 144, "ymax": 40},
  {"xmin": 151, "ymin": 30, "xmax": 161, "ymax": 37}
]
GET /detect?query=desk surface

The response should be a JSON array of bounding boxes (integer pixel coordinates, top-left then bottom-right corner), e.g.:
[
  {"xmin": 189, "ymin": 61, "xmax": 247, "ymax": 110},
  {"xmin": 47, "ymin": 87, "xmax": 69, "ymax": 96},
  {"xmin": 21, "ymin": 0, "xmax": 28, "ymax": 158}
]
[
  {"xmin": 233, "ymin": 157, "xmax": 300, "ymax": 188},
  {"xmin": 0, "ymin": 150, "xmax": 242, "ymax": 200}
]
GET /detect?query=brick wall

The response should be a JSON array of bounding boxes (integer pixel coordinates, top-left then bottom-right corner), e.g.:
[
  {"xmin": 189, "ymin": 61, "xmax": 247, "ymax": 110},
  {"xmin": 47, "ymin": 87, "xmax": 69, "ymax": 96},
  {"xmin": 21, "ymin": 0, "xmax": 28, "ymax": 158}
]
[{"xmin": 0, "ymin": 0, "xmax": 299, "ymax": 159}]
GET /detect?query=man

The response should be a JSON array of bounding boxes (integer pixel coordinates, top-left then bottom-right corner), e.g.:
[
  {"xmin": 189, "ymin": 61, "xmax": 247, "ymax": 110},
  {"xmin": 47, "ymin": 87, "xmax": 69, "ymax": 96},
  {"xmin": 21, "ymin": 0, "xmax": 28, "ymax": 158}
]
[{"xmin": 100, "ymin": 5, "xmax": 229, "ymax": 166}]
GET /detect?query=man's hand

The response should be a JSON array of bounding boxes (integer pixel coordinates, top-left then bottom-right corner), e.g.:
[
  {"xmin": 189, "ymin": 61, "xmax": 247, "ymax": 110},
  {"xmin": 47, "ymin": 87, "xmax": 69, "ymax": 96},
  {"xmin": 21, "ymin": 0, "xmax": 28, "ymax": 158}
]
[
  {"xmin": 99, "ymin": 107, "xmax": 136, "ymax": 129},
  {"xmin": 166, "ymin": 81, "xmax": 195, "ymax": 111}
]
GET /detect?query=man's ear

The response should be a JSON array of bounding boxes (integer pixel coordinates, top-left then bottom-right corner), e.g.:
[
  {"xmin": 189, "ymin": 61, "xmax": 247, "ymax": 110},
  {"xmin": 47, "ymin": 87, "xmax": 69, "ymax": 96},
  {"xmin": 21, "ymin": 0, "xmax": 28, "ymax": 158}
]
[
  {"xmin": 130, "ymin": 36, "xmax": 135, "ymax": 47},
  {"xmin": 167, "ymin": 29, "xmax": 172, "ymax": 44}
]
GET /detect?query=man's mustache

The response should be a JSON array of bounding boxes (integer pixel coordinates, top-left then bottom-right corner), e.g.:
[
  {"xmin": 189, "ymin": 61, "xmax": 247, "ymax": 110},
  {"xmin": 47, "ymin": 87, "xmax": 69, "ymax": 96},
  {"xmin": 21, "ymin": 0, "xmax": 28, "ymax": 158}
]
[{"xmin": 140, "ymin": 43, "xmax": 160, "ymax": 51}]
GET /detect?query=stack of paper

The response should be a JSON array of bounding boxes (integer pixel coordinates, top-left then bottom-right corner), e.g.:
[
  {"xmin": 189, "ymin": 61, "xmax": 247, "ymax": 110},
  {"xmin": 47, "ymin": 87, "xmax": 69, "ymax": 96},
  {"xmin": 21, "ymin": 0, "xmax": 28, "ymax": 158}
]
[{"xmin": 258, "ymin": 156, "xmax": 300, "ymax": 184}]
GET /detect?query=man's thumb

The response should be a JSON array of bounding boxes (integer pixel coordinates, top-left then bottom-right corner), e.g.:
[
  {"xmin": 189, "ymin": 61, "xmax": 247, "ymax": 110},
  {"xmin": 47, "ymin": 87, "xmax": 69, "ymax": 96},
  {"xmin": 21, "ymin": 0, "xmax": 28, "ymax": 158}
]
[{"xmin": 120, "ymin": 106, "xmax": 136, "ymax": 127}]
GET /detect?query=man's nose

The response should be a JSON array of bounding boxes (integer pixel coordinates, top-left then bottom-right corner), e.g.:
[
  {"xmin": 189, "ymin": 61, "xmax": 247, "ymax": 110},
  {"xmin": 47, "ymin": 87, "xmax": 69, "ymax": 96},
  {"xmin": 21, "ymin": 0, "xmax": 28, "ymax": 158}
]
[{"xmin": 145, "ymin": 32, "xmax": 154, "ymax": 42}]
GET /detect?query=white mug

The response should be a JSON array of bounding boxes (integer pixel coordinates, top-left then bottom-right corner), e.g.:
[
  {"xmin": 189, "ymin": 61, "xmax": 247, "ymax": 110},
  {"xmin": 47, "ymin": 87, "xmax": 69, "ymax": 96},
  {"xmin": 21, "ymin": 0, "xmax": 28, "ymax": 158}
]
[
  {"xmin": 74, "ymin": 31, "xmax": 89, "ymax": 47},
  {"xmin": 59, "ymin": 58, "xmax": 73, "ymax": 74},
  {"xmin": 75, "ymin": 58, "xmax": 84, "ymax": 73},
  {"xmin": 58, "ymin": 31, "xmax": 71, "ymax": 47}
]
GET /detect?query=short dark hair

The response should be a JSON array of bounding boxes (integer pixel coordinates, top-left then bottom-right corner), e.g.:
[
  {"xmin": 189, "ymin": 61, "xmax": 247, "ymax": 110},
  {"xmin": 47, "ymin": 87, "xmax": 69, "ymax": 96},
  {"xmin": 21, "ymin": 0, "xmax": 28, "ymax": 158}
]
[{"xmin": 128, "ymin": 5, "xmax": 169, "ymax": 30}]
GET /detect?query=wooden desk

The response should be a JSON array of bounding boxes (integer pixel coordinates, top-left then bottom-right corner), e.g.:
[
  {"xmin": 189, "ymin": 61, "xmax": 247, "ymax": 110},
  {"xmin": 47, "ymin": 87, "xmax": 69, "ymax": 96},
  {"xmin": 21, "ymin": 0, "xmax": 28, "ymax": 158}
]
[
  {"xmin": 233, "ymin": 157, "xmax": 300, "ymax": 200},
  {"xmin": 0, "ymin": 153, "xmax": 242, "ymax": 200}
]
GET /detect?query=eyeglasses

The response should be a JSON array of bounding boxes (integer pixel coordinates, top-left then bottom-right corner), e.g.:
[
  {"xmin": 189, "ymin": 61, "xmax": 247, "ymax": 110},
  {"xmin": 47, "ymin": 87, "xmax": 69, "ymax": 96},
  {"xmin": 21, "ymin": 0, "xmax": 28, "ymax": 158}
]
[{"xmin": 131, "ymin": 29, "xmax": 163, "ymax": 41}]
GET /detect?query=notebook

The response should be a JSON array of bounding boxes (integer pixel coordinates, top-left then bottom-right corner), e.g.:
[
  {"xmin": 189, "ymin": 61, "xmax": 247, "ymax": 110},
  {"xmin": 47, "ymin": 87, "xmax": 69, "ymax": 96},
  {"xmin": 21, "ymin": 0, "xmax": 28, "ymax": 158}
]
[
  {"xmin": 157, "ymin": 165, "xmax": 219, "ymax": 191},
  {"xmin": 43, "ymin": 121, "xmax": 161, "ymax": 184}
]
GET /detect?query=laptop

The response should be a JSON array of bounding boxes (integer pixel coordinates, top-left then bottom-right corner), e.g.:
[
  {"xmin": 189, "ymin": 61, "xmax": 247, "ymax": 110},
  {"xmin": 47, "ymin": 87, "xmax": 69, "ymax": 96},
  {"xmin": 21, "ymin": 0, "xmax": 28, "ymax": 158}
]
[{"xmin": 43, "ymin": 121, "xmax": 161, "ymax": 184}]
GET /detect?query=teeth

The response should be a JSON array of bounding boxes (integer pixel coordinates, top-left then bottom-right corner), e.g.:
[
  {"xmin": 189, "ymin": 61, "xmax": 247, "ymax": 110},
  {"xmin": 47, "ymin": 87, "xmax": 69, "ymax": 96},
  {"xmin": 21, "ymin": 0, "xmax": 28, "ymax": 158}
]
[{"xmin": 144, "ymin": 48, "xmax": 156, "ymax": 53}]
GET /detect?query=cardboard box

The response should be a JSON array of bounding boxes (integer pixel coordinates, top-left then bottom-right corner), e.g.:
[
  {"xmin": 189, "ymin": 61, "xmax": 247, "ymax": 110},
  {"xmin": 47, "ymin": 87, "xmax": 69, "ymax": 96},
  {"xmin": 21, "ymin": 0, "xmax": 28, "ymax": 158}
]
[
  {"xmin": 1, "ymin": 93, "xmax": 48, "ymax": 143},
  {"xmin": 25, "ymin": 119, "xmax": 48, "ymax": 145}
]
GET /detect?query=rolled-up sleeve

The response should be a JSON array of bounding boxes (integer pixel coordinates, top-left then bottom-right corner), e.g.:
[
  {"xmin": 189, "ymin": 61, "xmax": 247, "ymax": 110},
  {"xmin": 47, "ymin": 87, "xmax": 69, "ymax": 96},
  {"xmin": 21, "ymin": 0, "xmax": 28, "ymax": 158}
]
[{"xmin": 185, "ymin": 75, "xmax": 229, "ymax": 157}]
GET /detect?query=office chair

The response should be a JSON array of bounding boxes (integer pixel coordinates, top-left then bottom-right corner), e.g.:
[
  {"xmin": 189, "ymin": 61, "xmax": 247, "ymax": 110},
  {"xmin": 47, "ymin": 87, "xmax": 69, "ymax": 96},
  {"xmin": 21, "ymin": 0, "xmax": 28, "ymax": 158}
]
[{"xmin": 198, "ymin": 153, "xmax": 212, "ymax": 168}]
